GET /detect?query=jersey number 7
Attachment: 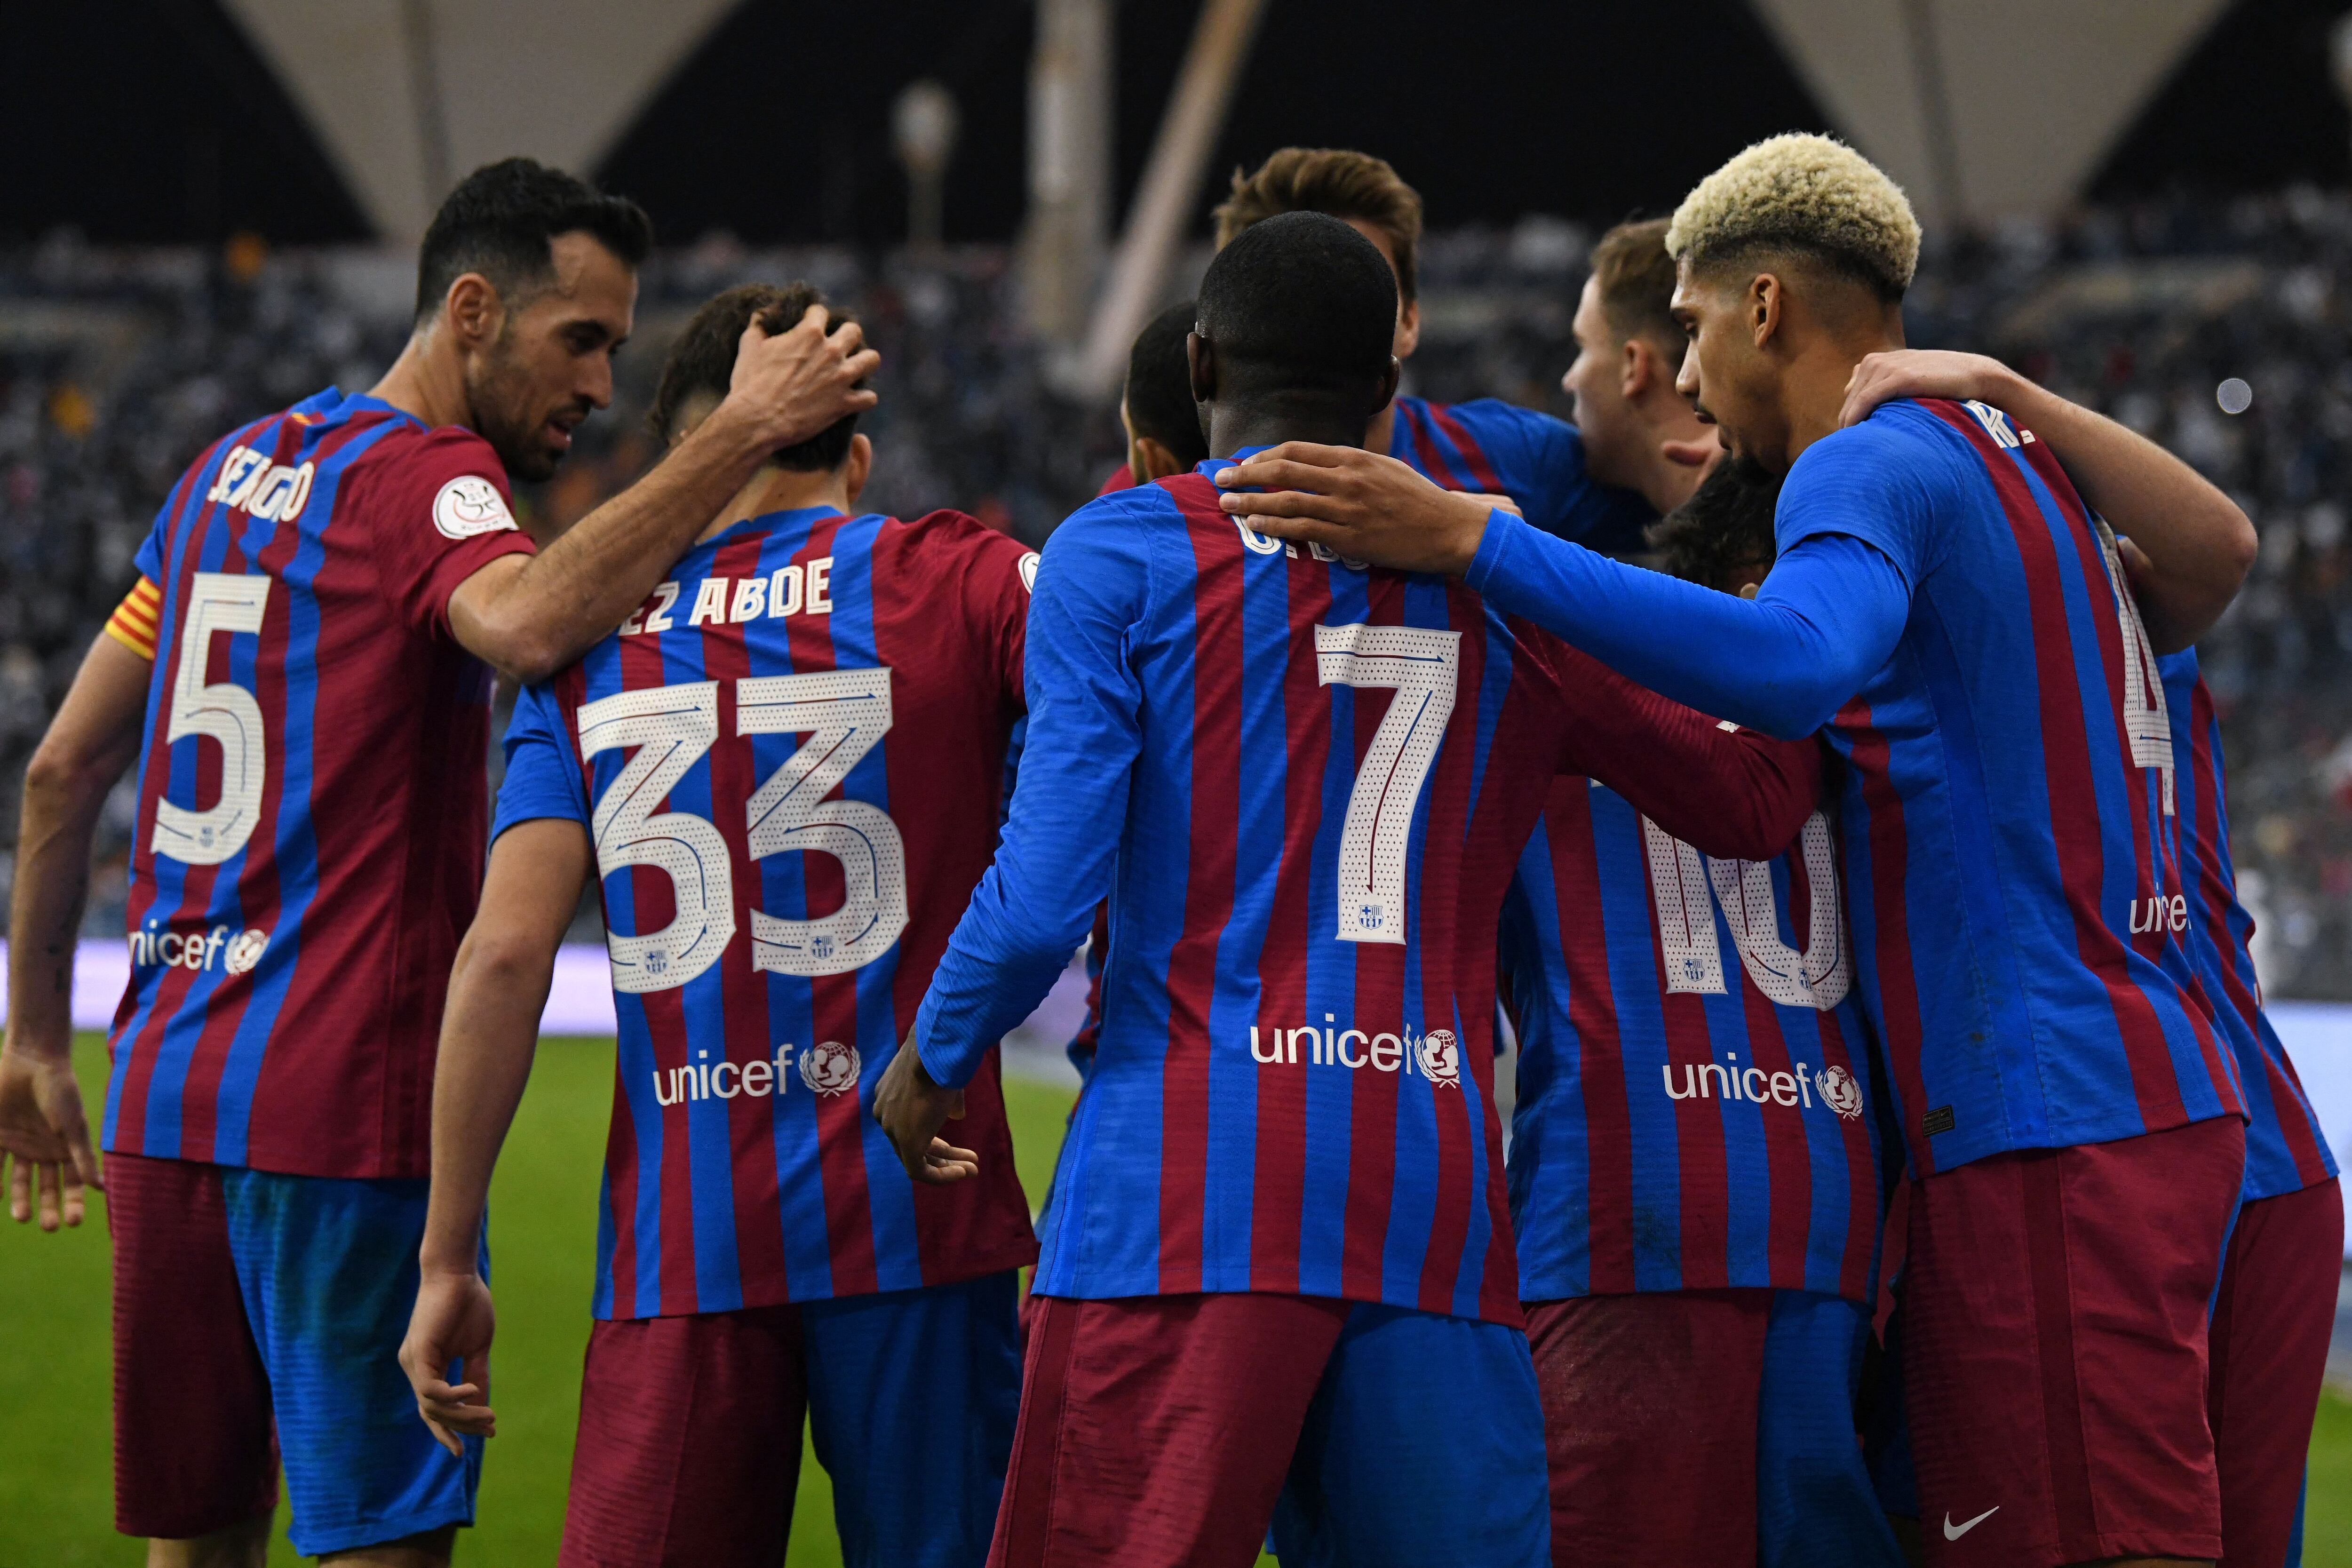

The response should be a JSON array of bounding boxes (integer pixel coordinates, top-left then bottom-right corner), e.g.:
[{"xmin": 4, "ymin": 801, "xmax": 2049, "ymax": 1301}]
[
  {"xmin": 576, "ymin": 670, "xmax": 909, "ymax": 994},
  {"xmin": 1317, "ymin": 622, "xmax": 1462, "ymax": 945}
]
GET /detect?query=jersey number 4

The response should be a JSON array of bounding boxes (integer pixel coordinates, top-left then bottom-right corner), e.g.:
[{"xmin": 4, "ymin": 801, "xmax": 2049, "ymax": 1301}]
[{"xmin": 576, "ymin": 670, "xmax": 909, "ymax": 994}]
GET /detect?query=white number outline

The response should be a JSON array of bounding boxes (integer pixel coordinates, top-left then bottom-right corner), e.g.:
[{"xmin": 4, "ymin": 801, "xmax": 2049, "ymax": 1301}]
[
  {"xmin": 576, "ymin": 670, "xmax": 910, "ymax": 993},
  {"xmin": 1316, "ymin": 623, "xmax": 1462, "ymax": 944},
  {"xmin": 2092, "ymin": 515, "xmax": 2175, "ymax": 816},
  {"xmin": 578, "ymin": 683, "xmax": 738, "ymax": 994},
  {"xmin": 151, "ymin": 572, "xmax": 271, "ymax": 866},
  {"xmin": 739, "ymin": 669, "xmax": 907, "ymax": 977},
  {"xmin": 1641, "ymin": 808, "xmax": 1850, "ymax": 1011}
]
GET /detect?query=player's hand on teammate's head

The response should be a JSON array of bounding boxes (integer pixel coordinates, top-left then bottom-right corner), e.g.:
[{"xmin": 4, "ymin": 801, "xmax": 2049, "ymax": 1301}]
[
  {"xmin": 0, "ymin": 1045, "xmax": 101, "ymax": 1231},
  {"xmin": 1837, "ymin": 349, "xmax": 2016, "ymax": 430},
  {"xmin": 399, "ymin": 1270, "xmax": 498, "ymax": 1456},
  {"xmin": 874, "ymin": 1032, "xmax": 979, "ymax": 1186},
  {"xmin": 721, "ymin": 303, "xmax": 882, "ymax": 454},
  {"xmin": 1213, "ymin": 444, "xmax": 1496, "ymax": 578}
]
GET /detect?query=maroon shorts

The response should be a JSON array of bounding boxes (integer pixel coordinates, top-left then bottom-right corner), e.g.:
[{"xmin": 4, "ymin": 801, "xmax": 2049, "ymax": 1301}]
[
  {"xmin": 107, "ymin": 1151, "xmax": 280, "ymax": 1540},
  {"xmin": 993, "ymin": 1292, "xmax": 1549, "ymax": 1568},
  {"xmin": 1901, "ymin": 1115, "xmax": 2245, "ymax": 1566},
  {"xmin": 1526, "ymin": 1289, "xmax": 1770, "ymax": 1567},
  {"xmin": 2210, "ymin": 1177, "xmax": 2343, "ymax": 1568}
]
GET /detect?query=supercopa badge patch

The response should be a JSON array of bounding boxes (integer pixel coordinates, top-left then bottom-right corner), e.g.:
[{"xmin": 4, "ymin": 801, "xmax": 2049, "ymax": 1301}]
[{"xmin": 432, "ymin": 475, "xmax": 518, "ymax": 540}]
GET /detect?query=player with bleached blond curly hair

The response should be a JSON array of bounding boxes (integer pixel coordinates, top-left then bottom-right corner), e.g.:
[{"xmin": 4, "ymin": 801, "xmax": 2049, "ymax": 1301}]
[{"xmin": 1217, "ymin": 131, "xmax": 2268, "ymax": 1568}]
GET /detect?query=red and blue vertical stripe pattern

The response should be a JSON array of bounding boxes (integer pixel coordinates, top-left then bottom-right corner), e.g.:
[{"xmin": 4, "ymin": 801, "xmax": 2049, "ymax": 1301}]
[
  {"xmin": 104, "ymin": 389, "xmax": 525, "ymax": 1179},
  {"xmin": 2159, "ymin": 650, "xmax": 2335, "ymax": 1201},
  {"xmin": 1388, "ymin": 394, "xmax": 1653, "ymax": 554},
  {"xmin": 496, "ymin": 507, "xmax": 1039, "ymax": 1318},
  {"xmin": 982, "ymin": 468, "xmax": 1612, "ymax": 1328},
  {"xmin": 1501, "ymin": 778, "xmax": 1886, "ymax": 1305},
  {"xmin": 1804, "ymin": 400, "xmax": 2241, "ymax": 1176}
]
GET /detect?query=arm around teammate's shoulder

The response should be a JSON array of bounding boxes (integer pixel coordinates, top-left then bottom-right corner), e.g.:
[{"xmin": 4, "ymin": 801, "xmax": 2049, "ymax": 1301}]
[
  {"xmin": 448, "ymin": 308, "xmax": 880, "ymax": 684},
  {"xmin": 1546, "ymin": 643, "xmax": 1825, "ymax": 860},
  {"xmin": 1839, "ymin": 350, "xmax": 2255, "ymax": 651}
]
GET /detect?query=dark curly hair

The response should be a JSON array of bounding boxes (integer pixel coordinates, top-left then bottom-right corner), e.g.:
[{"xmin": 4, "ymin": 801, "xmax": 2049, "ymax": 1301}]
[{"xmin": 1645, "ymin": 456, "xmax": 1780, "ymax": 591}]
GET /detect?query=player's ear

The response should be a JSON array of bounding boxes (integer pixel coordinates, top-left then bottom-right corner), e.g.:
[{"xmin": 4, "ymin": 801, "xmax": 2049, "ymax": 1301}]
[
  {"xmin": 1187, "ymin": 331, "xmax": 1216, "ymax": 406},
  {"xmin": 1373, "ymin": 355, "xmax": 1402, "ymax": 414},
  {"xmin": 1393, "ymin": 297, "xmax": 1421, "ymax": 360},
  {"xmin": 1135, "ymin": 436, "xmax": 1184, "ymax": 483},
  {"xmin": 1621, "ymin": 335, "xmax": 1651, "ymax": 400},
  {"xmin": 1749, "ymin": 273, "xmax": 1783, "ymax": 350},
  {"xmin": 445, "ymin": 272, "xmax": 501, "ymax": 352},
  {"xmin": 843, "ymin": 433, "xmax": 873, "ymax": 506}
]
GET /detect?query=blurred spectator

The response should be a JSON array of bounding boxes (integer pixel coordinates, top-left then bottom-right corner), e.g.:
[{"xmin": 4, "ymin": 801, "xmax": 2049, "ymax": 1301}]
[{"xmin": 9, "ymin": 195, "xmax": 2352, "ymax": 994}]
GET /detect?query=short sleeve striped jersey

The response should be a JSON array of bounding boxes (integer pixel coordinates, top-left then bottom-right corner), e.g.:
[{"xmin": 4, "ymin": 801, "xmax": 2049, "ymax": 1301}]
[
  {"xmin": 103, "ymin": 388, "xmax": 533, "ymax": 1179},
  {"xmin": 493, "ymin": 505, "xmax": 1042, "ymax": 1318}
]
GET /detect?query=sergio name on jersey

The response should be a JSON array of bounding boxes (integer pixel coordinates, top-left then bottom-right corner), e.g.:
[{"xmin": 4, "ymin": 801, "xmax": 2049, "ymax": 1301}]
[
  {"xmin": 1502, "ymin": 779, "xmax": 1887, "ymax": 1305},
  {"xmin": 914, "ymin": 461, "xmax": 1818, "ymax": 1327},
  {"xmin": 493, "ymin": 505, "xmax": 1041, "ymax": 1319},
  {"xmin": 106, "ymin": 388, "xmax": 533, "ymax": 1179}
]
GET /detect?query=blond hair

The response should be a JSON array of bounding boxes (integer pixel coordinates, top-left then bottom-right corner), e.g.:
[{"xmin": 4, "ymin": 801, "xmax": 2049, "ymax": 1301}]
[
  {"xmin": 1666, "ymin": 133, "xmax": 1920, "ymax": 301},
  {"xmin": 1213, "ymin": 148, "xmax": 1424, "ymax": 302}
]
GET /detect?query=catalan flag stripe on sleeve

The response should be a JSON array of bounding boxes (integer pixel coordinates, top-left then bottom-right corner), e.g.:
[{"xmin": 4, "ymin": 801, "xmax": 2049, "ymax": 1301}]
[{"xmin": 105, "ymin": 576, "xmax": 163, "ymax": 661}]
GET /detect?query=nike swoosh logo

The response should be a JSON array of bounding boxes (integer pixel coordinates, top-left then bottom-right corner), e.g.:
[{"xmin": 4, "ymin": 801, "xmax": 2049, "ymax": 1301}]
[{"xmin": 1943, "ymin": 1506, "xmax": 1999, "ymax": 1540}]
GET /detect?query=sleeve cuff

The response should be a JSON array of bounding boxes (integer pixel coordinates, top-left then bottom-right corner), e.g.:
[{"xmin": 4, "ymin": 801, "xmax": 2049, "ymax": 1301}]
[{"xmin": 1463, "ymin": 503, "xmax": 1526, "ymax": 594}]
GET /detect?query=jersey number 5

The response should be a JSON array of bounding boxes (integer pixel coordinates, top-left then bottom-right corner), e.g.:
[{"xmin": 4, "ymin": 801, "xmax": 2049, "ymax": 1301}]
[
  {"xmin": 576, "ymin": 670, "xmax": 909, "ymax": 994},
  {"xmin": 151, "ymin": 572, "xmax": 271, "ymax": 866},
  {"xmin": 1316, "ymin": 622, "xmax": 1462, "ymax": 945}
]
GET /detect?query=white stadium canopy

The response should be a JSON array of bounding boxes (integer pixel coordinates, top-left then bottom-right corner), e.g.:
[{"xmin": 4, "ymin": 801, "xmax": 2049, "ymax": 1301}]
[{"xmin": 216, "ymin": 0, "xmax": 2235, "ymax": 243}]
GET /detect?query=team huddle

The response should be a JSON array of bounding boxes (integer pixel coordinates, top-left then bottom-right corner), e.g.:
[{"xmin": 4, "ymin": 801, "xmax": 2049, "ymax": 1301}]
[{"xmin": 0, "ymin": 132, "xmax": 2338, "ymax": 1568}]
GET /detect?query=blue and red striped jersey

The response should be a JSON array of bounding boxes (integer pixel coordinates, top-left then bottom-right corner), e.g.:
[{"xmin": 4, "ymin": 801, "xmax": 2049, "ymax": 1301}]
[
  {"xmin": 914, "ymin": 462, "xmax": 1819, "ymax": 1326},
  {"xmin": 1786, "ymin": 399, "xmax": 2240, "ymax": 1174},
  {"xmin": 1501, "ymin": 780, "xmax": 1887, "ymax": 1305},
  {"xmin": 1389, "ymin": 395, "xmax": 1652, "ymax": 554},
  {"xmin": 2160, "ymin": 650, "xmax": 2335, "ymax": 1201},
  {"xmin": 493, "ymin": 505, "xmax": 1042, "ymax": 1318},
  {"xmin": 104, "ymin": 388, "xmax": 533, "ymax": 1178}
]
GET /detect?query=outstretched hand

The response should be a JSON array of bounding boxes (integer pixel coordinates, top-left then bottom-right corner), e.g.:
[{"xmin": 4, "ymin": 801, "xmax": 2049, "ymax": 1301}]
[
  {"xmin": 721, "ymin": 303, "xmax": 882, "ymax": 454},
  {"xmin": 1209, "ymin": 444, "xmax": 1495, "ymax": 577},
  {"xmin": 0, "ymin": 1045, "xmax": 100, "ymax": 1231},
  {"xmin": 874, "ymin": 1032, "xmax": 978, "ymax": 1186},
  {"xmin": 1838, "ymin": 350, "xmax": 2018, "ymax": 429},
  {"xmin": 399, "ymin": 1271, "xmax": 497, "ymax": 1457}
]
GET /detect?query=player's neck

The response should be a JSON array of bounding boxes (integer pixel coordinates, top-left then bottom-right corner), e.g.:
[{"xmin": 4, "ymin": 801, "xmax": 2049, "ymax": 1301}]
[
  {"xmin": 367, "ymin": 328, "xmax": 474, "ymax": 433},
  {"xmin": 701, "ymin": 466, "xmax": 850, "ymax": 542},
  {"xmin": 1628, "ymin": 397, "xmax": 1715, "ymax": 516},
  {"xmin": 1782, "ymin": 314, "xmax": 1906, "ymax": 466},
  {"xmin": 1207, "ymin": 403, "xmax": 1376, "ymax": 459}
]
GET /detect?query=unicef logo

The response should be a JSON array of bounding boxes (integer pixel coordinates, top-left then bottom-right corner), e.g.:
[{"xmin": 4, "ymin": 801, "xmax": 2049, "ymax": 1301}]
[
  {"xmin": 799, "ymin": 1040, "xmax": 862, "ymax": 1097},
  {"xmin": 1415, "ymin": 1028, "xmax": 1461, "ymax": 1089},
  {"xmin": 222, "ymin": 929, "xmax": 270, "ymax": 977},
  {"xmin": 1818, "ymin": 1064, "xmax": 1864, "ymax": 1121}
]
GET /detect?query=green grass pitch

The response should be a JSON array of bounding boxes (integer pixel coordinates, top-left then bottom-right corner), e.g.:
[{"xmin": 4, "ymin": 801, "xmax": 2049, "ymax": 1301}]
[{"xmin": 2, "ymin": 1034, "xmax": 2345, "ymax": 1564}]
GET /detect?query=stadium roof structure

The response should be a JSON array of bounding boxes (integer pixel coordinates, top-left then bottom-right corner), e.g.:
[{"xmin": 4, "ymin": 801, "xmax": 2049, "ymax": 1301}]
[{"xmin": 3, "ymin": 0, "xmax": 2345, "ymax": 247}]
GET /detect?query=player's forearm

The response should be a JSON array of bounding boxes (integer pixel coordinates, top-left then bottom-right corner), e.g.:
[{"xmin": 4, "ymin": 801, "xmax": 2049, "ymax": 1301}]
[
  {"xmin": 469, "ymin": 408, "xmax": 774, "ymax": 683},
  {"xmin": 5, "ymin": 637, "xmax": 147, "ymax": 1059},
  {"xmin": 1558, "ymin": 655, "xmax": 1823, "ymax": 859},
  {"xmin": 1467, "ymin": 514, "xmax": 1895, "ymax": 740},
  {"xmin": 1990, "ymin": 368, "xmax": 2255, "ymax": 651},
  {"xmin": 420, "ymin": 936, "xmax": 552, "ymax": 1274}
]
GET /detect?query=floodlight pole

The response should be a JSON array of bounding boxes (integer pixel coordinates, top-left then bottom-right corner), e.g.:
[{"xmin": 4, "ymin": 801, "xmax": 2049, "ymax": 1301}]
[
  {"xmin": 1067, "ymin": 0, "xmax": 1267, "ymax": 398},
  {"xmin": 1023, "ymin": 0, "xmax": 1114, "ymax": 344}
]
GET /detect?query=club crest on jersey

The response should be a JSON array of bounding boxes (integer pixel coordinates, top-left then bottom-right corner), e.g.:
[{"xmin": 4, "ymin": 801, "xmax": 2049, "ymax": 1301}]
[
  {"xmin": 800, "ymin": 1040, "xmax": 861, "ymax": 1096},
  {"xmin": 1416, "ymin": 1028, "xmax": 1462, "ymax": 1088},
  {"xmin": 1817, "ymin": 1064, "xmax": 1865, "ymax": 1120},
  {"xmin": 432, "ymin": 475, "xmax": 517, "ymax": 540}
]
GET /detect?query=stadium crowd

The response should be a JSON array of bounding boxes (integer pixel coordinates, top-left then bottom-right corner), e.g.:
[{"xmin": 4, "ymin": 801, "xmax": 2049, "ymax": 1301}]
[{"xmin": 9, "ymin": 189, "xmax": 2352, "ymax": 992}]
